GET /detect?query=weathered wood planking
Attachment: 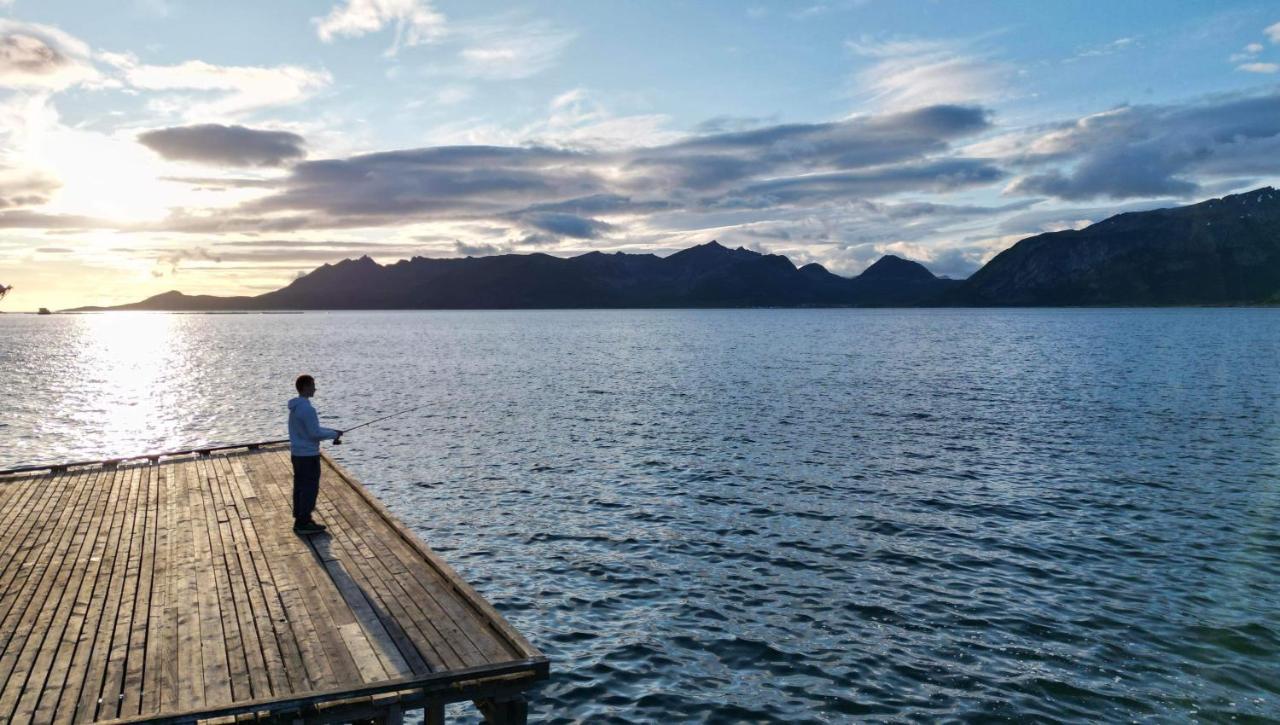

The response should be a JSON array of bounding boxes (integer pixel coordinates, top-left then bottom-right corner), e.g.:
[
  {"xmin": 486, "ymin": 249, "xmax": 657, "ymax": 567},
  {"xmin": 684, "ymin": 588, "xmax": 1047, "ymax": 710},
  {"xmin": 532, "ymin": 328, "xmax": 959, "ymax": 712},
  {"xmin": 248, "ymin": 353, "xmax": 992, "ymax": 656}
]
[{"xmin": 0, "ymin": 444, "xmax": 547, "ymax": 724}]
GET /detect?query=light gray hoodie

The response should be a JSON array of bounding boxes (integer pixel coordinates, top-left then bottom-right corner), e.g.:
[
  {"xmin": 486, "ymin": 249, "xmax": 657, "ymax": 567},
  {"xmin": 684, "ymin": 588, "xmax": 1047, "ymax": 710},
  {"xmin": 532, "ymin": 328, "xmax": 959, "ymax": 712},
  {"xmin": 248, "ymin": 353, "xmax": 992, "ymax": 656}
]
[{"xmin": 287, "ymin": 396, "xmax": 339, "ymax": 456}]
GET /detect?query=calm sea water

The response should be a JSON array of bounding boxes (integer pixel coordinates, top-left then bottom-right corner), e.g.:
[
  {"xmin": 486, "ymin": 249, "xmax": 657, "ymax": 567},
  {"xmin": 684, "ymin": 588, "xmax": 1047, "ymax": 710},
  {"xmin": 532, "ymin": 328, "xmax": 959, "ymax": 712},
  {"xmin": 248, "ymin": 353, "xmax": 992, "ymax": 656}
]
[{"xmin": 2, "ymin": 309, "xmax": 1278, "ymax": 722}]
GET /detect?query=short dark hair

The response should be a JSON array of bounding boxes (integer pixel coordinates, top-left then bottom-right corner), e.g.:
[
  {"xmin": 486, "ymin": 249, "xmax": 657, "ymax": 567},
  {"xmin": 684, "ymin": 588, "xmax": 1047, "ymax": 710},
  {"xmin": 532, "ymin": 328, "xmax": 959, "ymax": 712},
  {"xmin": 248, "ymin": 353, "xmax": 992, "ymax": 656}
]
[{"xmin": 295, "ymin": 374, "xmax": 315, "ymax": 393}]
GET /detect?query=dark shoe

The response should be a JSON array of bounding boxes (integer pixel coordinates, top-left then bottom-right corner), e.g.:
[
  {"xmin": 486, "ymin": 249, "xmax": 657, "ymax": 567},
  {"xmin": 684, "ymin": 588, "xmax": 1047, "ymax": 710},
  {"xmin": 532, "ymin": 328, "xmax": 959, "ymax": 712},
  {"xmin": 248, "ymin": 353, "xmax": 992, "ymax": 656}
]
[{"xmin": 293, "ymin": 521, "xmax": 326, "ymax": 535}]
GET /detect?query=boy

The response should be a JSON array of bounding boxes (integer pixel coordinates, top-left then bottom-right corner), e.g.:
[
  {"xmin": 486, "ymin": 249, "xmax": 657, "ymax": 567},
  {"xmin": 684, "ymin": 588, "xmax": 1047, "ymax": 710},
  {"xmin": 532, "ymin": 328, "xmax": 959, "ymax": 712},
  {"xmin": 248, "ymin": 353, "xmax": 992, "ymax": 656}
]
[{"xmin": 287, "ymin": 374, "xmax": 342, "ymax": 535}]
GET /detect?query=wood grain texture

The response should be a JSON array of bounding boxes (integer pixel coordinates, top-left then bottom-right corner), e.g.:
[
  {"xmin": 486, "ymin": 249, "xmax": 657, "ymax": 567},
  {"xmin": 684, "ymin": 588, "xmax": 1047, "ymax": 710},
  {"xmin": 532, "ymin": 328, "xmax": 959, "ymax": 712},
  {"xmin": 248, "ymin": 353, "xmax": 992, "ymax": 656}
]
[{"xmin": 0, "ymin": 444, "xmax": 545, "ymax": 724}]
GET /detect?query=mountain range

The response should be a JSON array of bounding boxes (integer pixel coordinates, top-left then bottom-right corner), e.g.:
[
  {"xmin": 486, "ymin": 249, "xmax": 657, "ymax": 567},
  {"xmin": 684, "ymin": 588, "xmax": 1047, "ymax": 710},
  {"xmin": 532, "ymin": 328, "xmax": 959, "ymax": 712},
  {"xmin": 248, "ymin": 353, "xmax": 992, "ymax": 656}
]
[{"xmin": 74, "ymin": 187, "xmax": 1280, "ymax": 310}]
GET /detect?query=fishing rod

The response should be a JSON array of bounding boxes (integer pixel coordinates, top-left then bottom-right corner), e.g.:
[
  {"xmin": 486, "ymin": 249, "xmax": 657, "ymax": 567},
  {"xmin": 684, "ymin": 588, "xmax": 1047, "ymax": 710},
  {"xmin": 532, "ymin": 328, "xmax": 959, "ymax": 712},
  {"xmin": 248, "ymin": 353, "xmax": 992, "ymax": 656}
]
[{"xmin": 333, "ymin": 405, "xmax": 427, "ymax": 445}]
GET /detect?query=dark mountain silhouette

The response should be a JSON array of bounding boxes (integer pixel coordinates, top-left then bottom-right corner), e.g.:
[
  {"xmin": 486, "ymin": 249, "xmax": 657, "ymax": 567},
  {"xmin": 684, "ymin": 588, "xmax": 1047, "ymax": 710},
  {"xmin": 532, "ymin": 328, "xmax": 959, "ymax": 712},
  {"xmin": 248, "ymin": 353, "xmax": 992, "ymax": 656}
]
[
  {"xmin": 69, "ymin": 187, "xmax": 1280, "ymax": 311},
  {"xmin": 951, "ymin": 187, "xmax": 1280, "ymax": 305},
  {"xmin": 72, "ymin": 241, "xmax": 956, "ymax": 310}
]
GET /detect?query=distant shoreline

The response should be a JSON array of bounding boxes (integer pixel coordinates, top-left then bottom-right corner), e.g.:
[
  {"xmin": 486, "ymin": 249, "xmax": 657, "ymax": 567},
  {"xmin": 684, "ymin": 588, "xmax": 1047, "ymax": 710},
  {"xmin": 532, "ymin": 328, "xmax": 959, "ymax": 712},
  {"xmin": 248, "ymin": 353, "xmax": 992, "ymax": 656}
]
[{"xmin": 27, "ymin": 304, "xmax": 1280, "ymax": 314}]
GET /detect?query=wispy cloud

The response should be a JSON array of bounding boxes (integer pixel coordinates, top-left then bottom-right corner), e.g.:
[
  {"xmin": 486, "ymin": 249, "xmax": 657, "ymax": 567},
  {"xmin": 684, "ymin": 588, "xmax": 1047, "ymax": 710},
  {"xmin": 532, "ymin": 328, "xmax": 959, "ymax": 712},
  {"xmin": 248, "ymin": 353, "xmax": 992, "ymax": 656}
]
[
  {"xmin": 313, "ymin": 0, "xmax": 446, "ymax": 56},
  {"xmin": 846, "ymin": 36, "xmax": 1010, "ymax": 110},
  {"xmin": 450, "ymin": 18, "xmax": 575, "ymax": 80},
  {"xmin": 110, "ymin": 55, "xmax": 332, "ymax": 119},
  {"xmin": 426, "ymin": 88, "xmax": 678, "ymax": 151},
  {"xmin": 1070, "ymin": 36, "xmax": 1137, "ymax": 61},
  {"xmin": 1237, "ymin": 61, "xmax": 1278, "ymax": 74},
  {"xmin": 1267, "ymin": 21, "xmax": 1280, "ymax": 44}
]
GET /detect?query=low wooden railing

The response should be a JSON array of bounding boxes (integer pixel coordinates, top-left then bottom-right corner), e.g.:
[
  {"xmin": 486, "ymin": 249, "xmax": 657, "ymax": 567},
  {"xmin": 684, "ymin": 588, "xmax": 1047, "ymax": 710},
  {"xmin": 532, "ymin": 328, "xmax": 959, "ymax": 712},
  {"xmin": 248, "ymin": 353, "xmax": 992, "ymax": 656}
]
[{"xmin": 0, "ymin": 438, "xmax": 289, "ymax": 476}]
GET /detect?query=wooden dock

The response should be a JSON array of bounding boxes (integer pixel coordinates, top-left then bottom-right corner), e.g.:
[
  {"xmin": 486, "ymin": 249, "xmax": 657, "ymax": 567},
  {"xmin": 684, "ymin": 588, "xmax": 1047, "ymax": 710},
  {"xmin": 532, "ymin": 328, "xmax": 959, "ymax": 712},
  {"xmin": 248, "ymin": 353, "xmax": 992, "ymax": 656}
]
[{"xmin": 0, "ymin": 443, "xmax": 548, "ymax": 724}]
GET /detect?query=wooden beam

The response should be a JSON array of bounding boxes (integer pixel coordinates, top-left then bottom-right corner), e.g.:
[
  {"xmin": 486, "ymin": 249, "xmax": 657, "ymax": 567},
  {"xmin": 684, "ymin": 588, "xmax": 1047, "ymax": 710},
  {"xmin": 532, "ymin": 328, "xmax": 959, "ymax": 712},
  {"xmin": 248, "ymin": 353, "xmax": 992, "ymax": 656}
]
[{"xmin": 476, "ymin": 695, "xmax": 528, "ymax": 725}]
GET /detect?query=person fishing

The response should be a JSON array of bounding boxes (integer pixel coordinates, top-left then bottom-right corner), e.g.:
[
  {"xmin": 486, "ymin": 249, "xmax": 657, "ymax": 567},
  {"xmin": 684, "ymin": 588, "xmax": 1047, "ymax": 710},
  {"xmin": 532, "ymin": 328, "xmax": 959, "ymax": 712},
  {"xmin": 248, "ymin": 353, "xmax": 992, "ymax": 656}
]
[{"xmin": 287, "ymin": 374, "xmax": 342, "ymax": 535}]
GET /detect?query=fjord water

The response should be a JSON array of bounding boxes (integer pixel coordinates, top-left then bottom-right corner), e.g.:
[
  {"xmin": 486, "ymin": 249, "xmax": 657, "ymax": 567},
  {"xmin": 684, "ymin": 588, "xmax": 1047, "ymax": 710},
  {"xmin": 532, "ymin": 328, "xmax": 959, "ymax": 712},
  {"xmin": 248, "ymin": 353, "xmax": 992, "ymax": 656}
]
[{"xmin": 2, "ymin": 309, "xmax": 1278, "ymax": 722}]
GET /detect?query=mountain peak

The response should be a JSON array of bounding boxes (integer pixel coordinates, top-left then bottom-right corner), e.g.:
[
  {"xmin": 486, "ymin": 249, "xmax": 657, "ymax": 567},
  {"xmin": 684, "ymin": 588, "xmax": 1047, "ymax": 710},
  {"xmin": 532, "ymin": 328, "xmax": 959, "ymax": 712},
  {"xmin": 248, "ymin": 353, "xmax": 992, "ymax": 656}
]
[
  {"xmin": 665, "ymin": 238, "xmax": 757, "ymax": 265},
  {"xmin": 858, "ymin": 255, "xmax": 937, "ymax": 282}
]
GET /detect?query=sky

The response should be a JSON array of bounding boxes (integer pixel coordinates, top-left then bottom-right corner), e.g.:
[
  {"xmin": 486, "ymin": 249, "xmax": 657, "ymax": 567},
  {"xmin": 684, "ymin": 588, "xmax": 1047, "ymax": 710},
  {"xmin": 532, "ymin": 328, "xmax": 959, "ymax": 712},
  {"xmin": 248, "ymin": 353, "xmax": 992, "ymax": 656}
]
[{"xmin": 0, "ymin": 0, "xmax": 1279, "ymax": 310}]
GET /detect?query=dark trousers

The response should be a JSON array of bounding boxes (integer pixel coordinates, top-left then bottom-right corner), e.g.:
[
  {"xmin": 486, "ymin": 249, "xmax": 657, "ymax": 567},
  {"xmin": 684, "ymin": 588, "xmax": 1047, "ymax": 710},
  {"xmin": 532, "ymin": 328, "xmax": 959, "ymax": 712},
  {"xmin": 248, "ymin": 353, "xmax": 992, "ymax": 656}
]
[{"xmin": 291, "ymin": 455, "xmax": 321, "ymax": 524}]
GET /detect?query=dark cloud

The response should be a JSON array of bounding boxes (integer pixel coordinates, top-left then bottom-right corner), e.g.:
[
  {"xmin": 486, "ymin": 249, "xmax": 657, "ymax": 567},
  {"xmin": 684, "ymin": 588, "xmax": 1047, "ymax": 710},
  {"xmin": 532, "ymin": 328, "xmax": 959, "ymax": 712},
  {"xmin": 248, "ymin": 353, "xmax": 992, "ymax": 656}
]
[
  {"xmin": 35, "ymin": 246, "xmax": 74, "ymax": 253},
  {"xmin": 1007, "ymin": 154, "xmax": 1196, "ymax": 200},
  {"xmin": 692, "ymin": 114, "xmax": 781, "ymax": 134},
  {"xmin": 138, "ymin": 124, "xmax": 307, "ymax": 167},
  {"xmin": 517, "ymin": 232, "xmax": 559, "ymax": 247},
  {"xmin": 994, "ymin": 198, "xmax": 1177, "ymax": 235},
  {"xmin": 1005, "ymin": 90, "xmax": 1280, "ymax": 200},
  {"xmin": 0, "ymin": 33, "xmax": 68, "ymax": 76},
  {"xmin": 626, "ymin": 105, "xmax": 992, "ymax": 193},
  {"xmin": 718, "ymin": 159, "xmax": 1006, "ymax": 208},
  {"xmin": 520, "ymin": 193, "xmax": 672, "ymax": 215},
  {"xmin": 163, "ymin": 176, "xmax": 280, "ymax": 189},
  {"xmin": 0, "ymin": 171, "xmax": 60, "ymax": 210},
  {"xmin": 0, "ymin": 209, "xmax": 99, "ymax": 229},
  {"xmin": 230, "ymin": 104, "xmax": 996, "ymax": 229},
  {"xmin": 519, "ymin": 211, "xmax": 615, "ymax": 239},
  {"xmin": 454, "ymin": 241, "xmax": 510, "ymax": 257},
  {"xmin": 250, "ymin": 145, "xmax": 604, "ymax": 218}
]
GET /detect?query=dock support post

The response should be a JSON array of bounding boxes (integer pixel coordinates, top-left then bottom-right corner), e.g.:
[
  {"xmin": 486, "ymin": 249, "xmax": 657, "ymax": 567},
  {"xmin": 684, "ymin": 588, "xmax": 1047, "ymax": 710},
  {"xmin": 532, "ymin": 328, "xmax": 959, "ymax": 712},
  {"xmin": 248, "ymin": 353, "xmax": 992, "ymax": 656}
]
[
  {"xmin": 424, "ymin": 700, "xmax": 445, "ymax": 725},
  {"xmin": 476, "ymin": 695, "xmax": 528, "ymax": 725}
]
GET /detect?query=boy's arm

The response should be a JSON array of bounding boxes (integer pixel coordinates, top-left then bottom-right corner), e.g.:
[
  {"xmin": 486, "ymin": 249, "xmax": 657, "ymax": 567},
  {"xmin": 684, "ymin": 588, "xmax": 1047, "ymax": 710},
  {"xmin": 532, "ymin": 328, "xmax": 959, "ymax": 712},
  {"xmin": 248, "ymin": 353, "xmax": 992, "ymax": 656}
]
[{"xmin": 305, "ymin": 405, "xmax": 340, "ymax": 441}]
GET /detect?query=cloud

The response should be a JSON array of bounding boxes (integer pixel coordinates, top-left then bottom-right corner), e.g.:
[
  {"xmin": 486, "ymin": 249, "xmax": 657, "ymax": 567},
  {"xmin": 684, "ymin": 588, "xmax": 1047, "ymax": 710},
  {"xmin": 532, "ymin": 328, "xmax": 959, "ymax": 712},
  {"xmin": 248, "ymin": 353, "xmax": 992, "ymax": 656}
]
[
  {"xmin": 1237, "ymin": 62, "xmax": 1278, "ymax": 74},
  {"xmin": 0, "ymin": 20, "xmax": 98, "ymax": 89},
  {"xmin": 1072, "ymin": 36, "xmax": 1137, "ymax": 60},
  {"xmin": 518, "ymin": 211, "xmax": 615, "ymax": 239},
  {"xmin": 626, "ymin": 104, "xmax": 991, "ymax": 194},
  {"xmin": 156, "ymin": 245, "xmax": 221, "ymax": 274},
  {"xmin": 846, "ymin": 36, "xmax": 1010, "ymax": 110},
  {"xmin": 450, "ymin": 19, "xmax": 575, "ymax": 80},
  {"xmin": 433, "ymin": 85, "xmax": 472, "ymax": 105},
  {"xmin": 520, "ymin": 193, "xmax": 672, "ymax": 216},
  {"xmin": 454, "ymin": 240, "xmax": 509, "ymax": 256},
  {"xmin": 693, "ymin": 115, "xmax": 780, "ymax": 134},
  {"xmin": 0, "ymin": 167, "xmax": 59, "ymax": 208},
  {"xmin": 0, "ymin": 210, "xmax": 103, "ymax": 229},
  {"xmin": 1002, "ymin": 90, "xmax": 1280, "ymax": 200},
  {"xmin": 228, "ymin": 103, "xmax": 996, "ymax": 229},
  {"xmin": 114, "ymin": 57, "xmax": 332, "ymax": 119},
  {"xmin": 718, "ymin": 158, "xmax": 1005, "ymax": 208},
  {"xmin": 1230, "ymin": 42, "xmax": 1265, "ymax": 61},
  {"xmin": 1267, "ymin": 21, "xmax": 1280, "ymax": 44},
  {"xmin": 247, "ymin": 145, "xmax": 604, "ymax": 221},
  {"xmin": 313, "ymin": 0, "xmax": 446, "ymax": 55},
  {"xmin": 138, "ymin": 124, "xmax": 307, "ymax": 167}
]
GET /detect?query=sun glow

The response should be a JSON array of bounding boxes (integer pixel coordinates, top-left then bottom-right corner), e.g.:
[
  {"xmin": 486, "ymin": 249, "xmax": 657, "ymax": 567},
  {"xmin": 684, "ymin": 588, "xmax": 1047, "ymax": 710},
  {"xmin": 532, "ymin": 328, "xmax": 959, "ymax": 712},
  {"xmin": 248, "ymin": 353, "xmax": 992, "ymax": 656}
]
[{"xmin": 67, "ymin": 312, "xmax": 188, "ymax": 457}]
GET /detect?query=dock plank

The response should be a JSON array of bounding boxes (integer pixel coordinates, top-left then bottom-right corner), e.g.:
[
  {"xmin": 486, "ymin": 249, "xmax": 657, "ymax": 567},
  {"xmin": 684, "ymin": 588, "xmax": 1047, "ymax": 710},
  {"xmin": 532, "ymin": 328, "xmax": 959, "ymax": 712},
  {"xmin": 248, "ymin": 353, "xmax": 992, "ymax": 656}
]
[
  {"xmin": 216, "ymin": 457, "xmax": 312, "ymax": 694},
  {"xmin": 0, "ymin": 467, "xmax": 104, "ymax": 716},
  {"xmin": 0, "ymin": 444, "xmax": 547, "ymax": 724},
  {"xmin": 195, "ymin": 457, "xmax": 255, "ymax": 703},
  {"xmin": 23, "ymin": 464, "xmax": 122, "ymax": 723},
  {"xmin": 96, "ymin": 464, "xmax": 151, "ymax": 720},
  {"xmin": 54, "ymin": 466, "xmax": 133, "ymax": 724}
]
